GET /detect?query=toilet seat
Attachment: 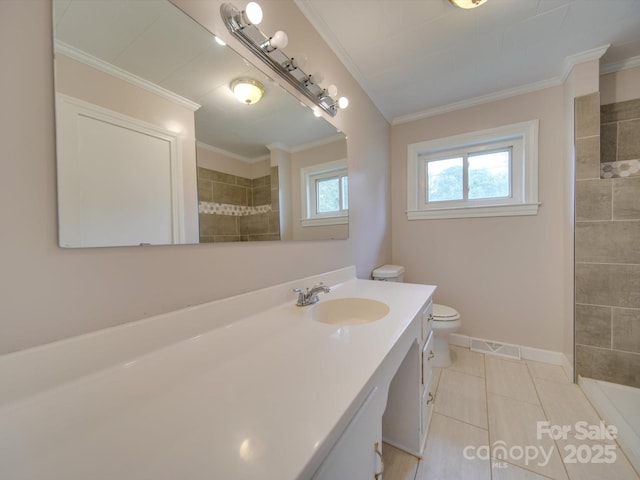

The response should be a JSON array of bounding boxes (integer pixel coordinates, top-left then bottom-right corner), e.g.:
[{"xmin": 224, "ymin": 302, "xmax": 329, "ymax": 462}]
[{"xmin": 432, "ymin": 303, "xmax": 460, "ymax": 322}]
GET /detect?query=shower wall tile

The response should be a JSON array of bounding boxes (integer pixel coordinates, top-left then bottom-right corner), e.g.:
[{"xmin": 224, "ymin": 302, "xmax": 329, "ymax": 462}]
[
  {"xmin": 613, "ymin": 176, "xmax": 640, "ymax": 219},
  {"xmin": 618, "ymin": 119, "xmax": 640, "ymax": 161},
  {"xmin": 575, "ymin": 98, "xmax": 640, "ymax": 388},
  {"xmin": 197, "ymin": 167, "xmax": 216, "ymax": 181},
  {"xmin": 200, "ymin": 214, "xmax": 238, "ymax": 237},
  {"xmin": 197, "ymin": 178, "xmax": 213, "ymax": 203},
  {"xmin": 575, "ymin": 179, "xmax": 611, "ymax": 221},
  {"xmin": 575, "ymin": 263, "xmax": 640, "ymax": 309},
  {"xmin": 601, "ymin": 98, "xmax": 640, "ymax": 123},
  {"xmin": 252, "ymin": 175, "xmax": 269, "ymax": 188},
  {"xmin": 252, "ymin": 184, "xmax": 271, "ymax": 206},
  {"xmin": 576, "ymin": 136, "xmax": 601, "ymax": 180},
  {"xmin": 212, "ymin": 182, "xmax": 248, "ymax": 205},
  {"xmin": 600, "ymin": 122, "xmax": 617, "ymax": 164},
  {"xmin": 575, "ymin": 93, "xmax": 600, "ymax": 138},
  {"xmin": 575, "ymin": 304, "xmax": 611, "ymax": 348},
  {"xmin": 575, "ymin": 345, "xmax": 640, "ymax": 388},
  {"xmin": 612, "ymin": 308, "xmax": 640, "ymax": 354},
  {"xmin": 575, "ymin": 221, "xmax": 640, "ymax": 264}
]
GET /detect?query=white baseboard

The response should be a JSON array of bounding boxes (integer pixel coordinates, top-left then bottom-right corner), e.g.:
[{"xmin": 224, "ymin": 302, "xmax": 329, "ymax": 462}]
[
  {"xmin": 449, "ymin": 333, "xmax": 565, "ymax": 365},
  {"xmin": 561, "ymin": 353, "xmax": 574, "ymax": 382}
]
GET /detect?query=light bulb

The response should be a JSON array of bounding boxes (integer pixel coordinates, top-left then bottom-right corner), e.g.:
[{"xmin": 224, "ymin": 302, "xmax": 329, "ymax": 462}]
[
  {"xmin": 244, "ymin": 2, "xmax": 262, "ymax": 25},
  {"xmin": 296, "ymin": 55, "xmax": 308, "ymax": 69},
  {"xmin": 269, "ymin": 30, "xmax": 288, "ymax": 50},
  {"xmin": 326, "ymin": 84, "xmax": 338, "ymax": 97},
  {"xmin": 312, "ymin": 72, "xmax": 324, "ymax": 84},
  {"xmin": 313, "ymin": 108, "xmax": 322, "ymax": 117},
  {"xmin": 338, "ymin": 96, "xmax": 349, "ymax": 109},
  {"xmin": 214, "ymin": 36, "xmax": 226, "ymax": 46}
]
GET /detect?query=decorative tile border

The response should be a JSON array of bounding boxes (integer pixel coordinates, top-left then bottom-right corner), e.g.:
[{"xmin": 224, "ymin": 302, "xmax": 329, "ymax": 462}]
[
  {"xmin": 199, "ymin": 201, "xmax": 271, "ymax": 216},
  {"xmin": 601, "ymin": 159, "xmax": 640, "ymax": 179}
]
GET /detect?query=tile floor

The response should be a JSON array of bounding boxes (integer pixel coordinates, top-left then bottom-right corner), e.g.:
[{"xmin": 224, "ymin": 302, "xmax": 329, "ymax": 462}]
[{"xmin": 383, "ymin": 345, "xmax": 640, "ymax": 480}]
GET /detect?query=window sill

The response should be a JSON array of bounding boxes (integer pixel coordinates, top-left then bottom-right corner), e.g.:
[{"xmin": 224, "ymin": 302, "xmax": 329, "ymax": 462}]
[
  {"xmin": 407, "ymin": 203, "xmax": 540, "ymax": 220},
  {"xmin": 302, "ymin": 216, "xmax": 349, "ymax": 227}
]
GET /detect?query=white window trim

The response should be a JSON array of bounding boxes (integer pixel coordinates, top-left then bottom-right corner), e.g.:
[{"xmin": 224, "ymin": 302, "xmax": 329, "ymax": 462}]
[
  {"xmin": 407, "ymin": 120, "xmax": 539, "ymax": 220},
  {"xmin": 300, "ymin": 159, "xmax": 348, "ymax": 227}
]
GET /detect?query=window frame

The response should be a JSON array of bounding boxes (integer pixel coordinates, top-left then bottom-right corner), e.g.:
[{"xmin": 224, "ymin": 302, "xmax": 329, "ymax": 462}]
[
  {"xmin": 407, "ymin": 120, "xmax": 539, "ymax": 220},
  {"xmin": 300, "ymin": 159, "xmax": 348, "ymax": 227}
]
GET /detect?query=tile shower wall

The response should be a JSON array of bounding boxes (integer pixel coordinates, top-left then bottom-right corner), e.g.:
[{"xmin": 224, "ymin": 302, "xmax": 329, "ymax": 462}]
[
  {"xmin": 198, "ymin": 167, "xmax": 280, "ymax": 242},
  {"xmin": 574, "ymin": 94, "xmax": 640, "ymax": 388}
]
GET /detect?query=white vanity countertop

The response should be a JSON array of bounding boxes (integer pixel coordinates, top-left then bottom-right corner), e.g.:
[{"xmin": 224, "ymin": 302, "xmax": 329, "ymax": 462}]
[{"xmin": 0, "ymin": 269, "xmax": 435, "ymax": 480}]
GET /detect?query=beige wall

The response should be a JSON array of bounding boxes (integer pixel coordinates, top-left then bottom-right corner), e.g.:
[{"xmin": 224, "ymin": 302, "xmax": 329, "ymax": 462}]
[
  {"xmin": 391, "ymin": 87, "xmax": 567, "ymax": 351},
  {"xmin": 600, "ymin": 65, "xmax": 640, "ymax": 105},
  {"xmin": 0, "ymin": 0, "xmax": 390, "ymax": 354}
]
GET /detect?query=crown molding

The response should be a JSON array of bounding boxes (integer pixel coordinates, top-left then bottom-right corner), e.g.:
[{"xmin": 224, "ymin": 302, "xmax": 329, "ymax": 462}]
[
  {"xmin": 391, "ymin": 77, "xmax": 561, "ymax": 125},
  {"xmin": 54, "ymin": 40, "xmax": 201, "ymax": 112},
  {"xmin": 196, "ymin": 141, "xmax": 269, "ymax": 164},
  {"xmin": 392, "ymin": 45, "xmax": 613, "ymax": 125},
  {"xmin": 560, "ymin": 44, "xmax": 610, "ymax": 82},
  {"xmin": 601, "ymin": 54, "xmax": 640, "ymax": 75}
]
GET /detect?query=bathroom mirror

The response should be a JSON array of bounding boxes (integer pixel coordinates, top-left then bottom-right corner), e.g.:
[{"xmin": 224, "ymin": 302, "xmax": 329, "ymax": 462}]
[{"xmin": 53, "ymin": 0, "xmax": 348, "ymax": 247}]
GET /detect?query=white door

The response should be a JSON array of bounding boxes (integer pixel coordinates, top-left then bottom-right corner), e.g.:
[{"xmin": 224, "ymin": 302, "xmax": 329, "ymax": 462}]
[{"xmin": 56, "ymin": 94, "xmax": 183, "ymax": 247}]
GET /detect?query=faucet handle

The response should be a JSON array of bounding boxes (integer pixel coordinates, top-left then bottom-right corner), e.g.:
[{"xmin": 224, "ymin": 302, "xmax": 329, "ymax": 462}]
[{"xmin": 293, "ymin": 288, "xmax": 306, "ymax": 306}]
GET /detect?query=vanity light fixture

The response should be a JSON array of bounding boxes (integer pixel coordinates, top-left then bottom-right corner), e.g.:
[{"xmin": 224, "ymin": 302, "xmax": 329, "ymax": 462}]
[
  {"xmin": 221, "ymin": 2, "xmax": 348, "ymax": 117},
  {"xmin": 231, "ymin": 78, "xmax": 265, "ymax": 105},
  {"xmin": 449, "ymin": 0, "xmax": 488, "ymax": 8}
]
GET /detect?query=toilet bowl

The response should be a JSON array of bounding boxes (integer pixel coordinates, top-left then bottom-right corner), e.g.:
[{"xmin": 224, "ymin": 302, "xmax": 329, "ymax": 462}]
[
  {"xmin": 431, "ymin": 304, "xmax": 461, "ymax": 368},
  {"xmin": 370, "ymin": 266, "xmax": 462, "ymax": 368}
]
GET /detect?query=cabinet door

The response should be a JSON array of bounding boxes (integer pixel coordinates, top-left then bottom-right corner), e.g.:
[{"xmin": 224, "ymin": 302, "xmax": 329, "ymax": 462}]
[
  {"xmin": 421, "ymin": 301, "xmax": 433, "ymax": 344},
  {"xmin": 312, "ymin": 387, "xmax": 384, "ymax": 480}
]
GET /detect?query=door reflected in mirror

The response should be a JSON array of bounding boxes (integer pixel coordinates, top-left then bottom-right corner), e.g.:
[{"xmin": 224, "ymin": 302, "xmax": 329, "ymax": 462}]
[{"xmin": 53, "ymin": 0, "xmax": 347, "ymax": 247}]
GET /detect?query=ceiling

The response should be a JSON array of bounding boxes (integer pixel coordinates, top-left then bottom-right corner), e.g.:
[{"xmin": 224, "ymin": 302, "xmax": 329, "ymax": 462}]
[{"xmin": 295, "ymin": 0, "xmax": 640, "ymax": 123}]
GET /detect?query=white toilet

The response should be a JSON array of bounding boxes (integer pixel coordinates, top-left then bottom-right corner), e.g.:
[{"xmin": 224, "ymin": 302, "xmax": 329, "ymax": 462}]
[
  {"xmin": 372, "ymin": 265, "xmax": 461, "ymax": 368},
  {"xmin": 431, "ymin": 303, "xmax": 461, "ymax": 368}
]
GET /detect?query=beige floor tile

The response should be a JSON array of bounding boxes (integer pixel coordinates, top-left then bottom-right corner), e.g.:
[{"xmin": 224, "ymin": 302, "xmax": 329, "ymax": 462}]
[
  {"xmin": 486, "ymin": 355, "xmax": 540, "ymax": 405},
  {"xmin": 488, "ymin": 393, "xmax": 568, "ymax": 479},
  {"xmin": 416, "ymin": 413, "xmax": 490, "ymax": 480},
  {"xmin": 434, "ymin": 369, "xmax": 488, "ymax": 428},
  {"xmin": 556, "ymin": 439, "xmax": 640, "ymax": 480},
  {"xmin": 431, "ymin": 367, "xmax": 442, "ymax": 394},
  {"xmin": 526, "ymin": 361, "xmax": 571, "ymax": 384},
  {"xmin": 491, "ymin": 461, "xmax": 555, "ymax": 479},
  {"xmin": 448, "ymin": 345, "xmax": 485, "ymax": 378},
  {"xmin": 382, "ymin": 442, "xmax": 419, "ymax": 480},
  {"xmin": 533, "ymin": 377, "xmax": 609, "ymax": 440}
]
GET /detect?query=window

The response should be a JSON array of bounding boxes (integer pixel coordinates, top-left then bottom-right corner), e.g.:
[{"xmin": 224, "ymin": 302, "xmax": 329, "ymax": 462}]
[
  {"xmin": 301, "ymin": 160, "xmax": 348, "ymax": 226},
  {"xmin": 407, "ymin": 120, "xmax": 539, "ymax": 219}
]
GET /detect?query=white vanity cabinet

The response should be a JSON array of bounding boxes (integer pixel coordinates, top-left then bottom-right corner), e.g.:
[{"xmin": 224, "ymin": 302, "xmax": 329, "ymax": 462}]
[
  {"xmin": 381, "ymin": 299, "xmax": 434, "ymax": 457},
  {"xmin": 311, "ymin": 387, "xmax": 385, "ymax": 480},
  {"xmin": 420, "ymin": 301, "xmax": 435, "ymax": 450}
]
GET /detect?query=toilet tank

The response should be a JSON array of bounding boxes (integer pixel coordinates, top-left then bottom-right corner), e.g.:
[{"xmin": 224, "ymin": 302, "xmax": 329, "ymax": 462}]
[{"xmin": 372, "ymin": 264, "xmax": 405, "ymax": 282}]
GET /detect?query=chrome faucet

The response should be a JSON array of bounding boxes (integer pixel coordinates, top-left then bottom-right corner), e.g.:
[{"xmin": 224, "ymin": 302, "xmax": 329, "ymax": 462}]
[{"xmin": 293, "ymin": 283, "xmax": 331, "ymax": 306}]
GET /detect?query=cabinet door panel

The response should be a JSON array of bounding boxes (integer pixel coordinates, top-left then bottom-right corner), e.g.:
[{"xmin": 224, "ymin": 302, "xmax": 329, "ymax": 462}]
[{"xmin": 312, "ymin": 387, "xmax": 383, "ymax": 480}]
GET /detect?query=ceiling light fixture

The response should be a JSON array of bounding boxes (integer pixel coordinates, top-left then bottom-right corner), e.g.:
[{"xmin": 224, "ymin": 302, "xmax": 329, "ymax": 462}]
[
  {"xmin": 221, "ymin": 2, "xmax": 348, "ymax": 117},
  {"xmin": 449, "ymin": 0, "xmax": 488, "ymax": 9},
  {"xmin": 231, "ymin": 78, "xmax": 265, "ymax": 105}
]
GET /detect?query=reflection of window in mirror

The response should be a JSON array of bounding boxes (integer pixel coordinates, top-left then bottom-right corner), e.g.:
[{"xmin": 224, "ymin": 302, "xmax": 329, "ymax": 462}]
[{"xmin": 301, "ymin": 160, "xmax": 348, "ymax": 227}]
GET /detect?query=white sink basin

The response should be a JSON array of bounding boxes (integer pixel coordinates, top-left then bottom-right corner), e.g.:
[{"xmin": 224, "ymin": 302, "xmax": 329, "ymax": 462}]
[{"xmin": 313, "ymin": 298, "xmax": 390, "ymax": 325}]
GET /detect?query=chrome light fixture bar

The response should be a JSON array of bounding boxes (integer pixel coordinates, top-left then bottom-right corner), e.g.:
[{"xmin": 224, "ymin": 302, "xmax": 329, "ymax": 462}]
[{"xmin": 221, "ymin": 2, "xmax": 342, "ymax": 117}]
